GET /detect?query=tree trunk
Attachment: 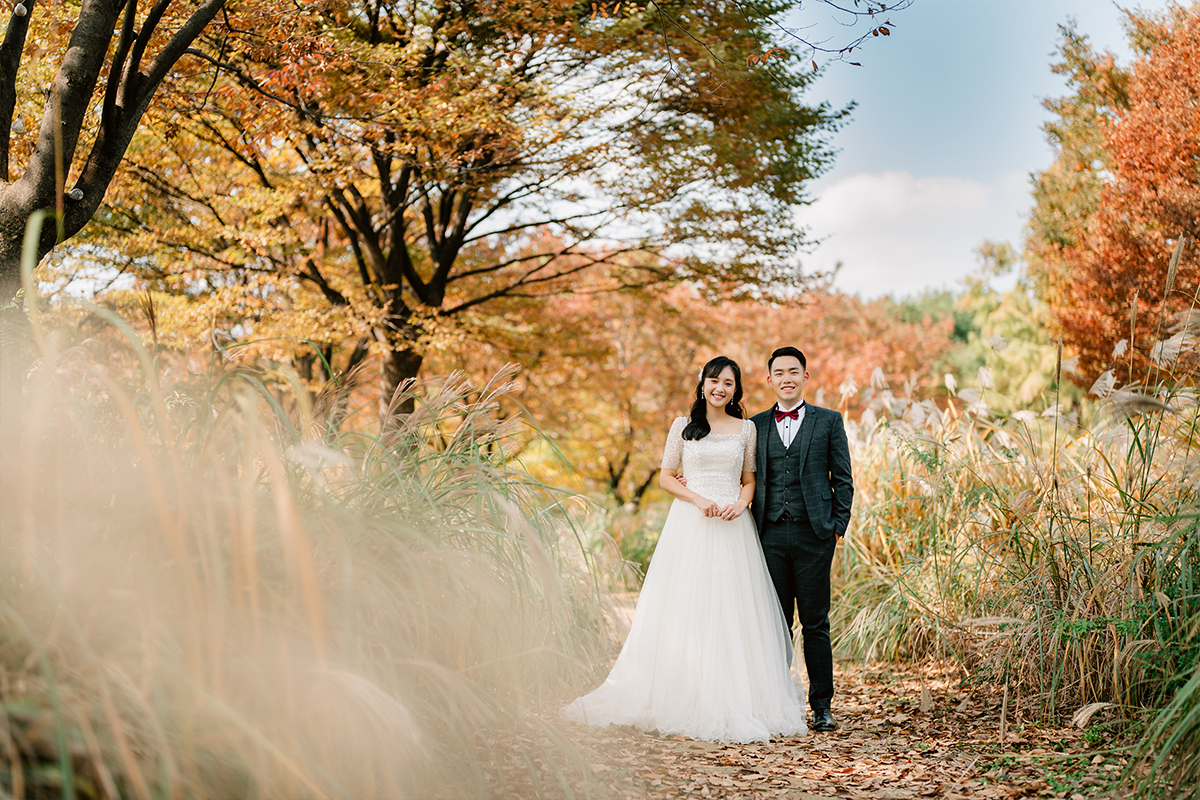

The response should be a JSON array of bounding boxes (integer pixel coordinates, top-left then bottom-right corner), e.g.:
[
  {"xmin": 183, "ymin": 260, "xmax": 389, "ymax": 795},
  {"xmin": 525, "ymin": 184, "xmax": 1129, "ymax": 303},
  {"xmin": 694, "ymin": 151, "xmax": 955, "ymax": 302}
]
[
  {"xmin": 0, "ymin": 257, "xmax": 19, "ymax": 306},
  {"xmin": 0, "ymin": 0, "xmax": 225, "ymax": 298},
  {"xmin": 379, "ymin": 346, "xmax": 423, "ymax": 423},
  {"xmin": 1, "ymin": 250, "xmax": 33, "ymax": 393}
]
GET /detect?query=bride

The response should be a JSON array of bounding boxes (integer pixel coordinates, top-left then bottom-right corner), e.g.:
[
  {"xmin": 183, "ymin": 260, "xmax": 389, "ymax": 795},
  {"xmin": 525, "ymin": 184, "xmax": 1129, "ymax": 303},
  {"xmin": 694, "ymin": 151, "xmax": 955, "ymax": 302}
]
[{"xmin": 562, "ymin": 356, "xmax": 807, "ymax": 742}]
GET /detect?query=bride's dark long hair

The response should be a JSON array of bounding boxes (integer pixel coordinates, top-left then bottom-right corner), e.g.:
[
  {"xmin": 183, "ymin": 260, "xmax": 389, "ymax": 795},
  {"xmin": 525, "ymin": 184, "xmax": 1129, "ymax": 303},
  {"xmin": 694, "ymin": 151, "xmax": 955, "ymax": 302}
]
[{"xmin": 683, "ymin": 356, "xmax": 745, "ymax": 441}]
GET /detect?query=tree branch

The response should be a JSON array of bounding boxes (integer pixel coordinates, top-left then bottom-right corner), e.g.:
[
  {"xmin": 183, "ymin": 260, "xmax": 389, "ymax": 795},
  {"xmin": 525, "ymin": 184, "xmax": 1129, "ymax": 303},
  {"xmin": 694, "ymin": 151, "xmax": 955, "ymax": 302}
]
[
  {"xmin": 0, "ymin": 0, "xmax": 36, "ymax": 180},
  {"xmin": 441, "ymin": 248, "xmax": 643, "ymax": 315},
  {"xmin": 137, "ymin": 0, "xmax": 224, "ymax": 105},
  {"xmin": 62, "ymin": 0, "xmax": 225, "ymax": 244},
  {"xmin": 21, "ymin": 0, "xmax": 122, "ymax": 202},
  {"xmin": 325, "ymin": 194, "xmax": 382, "ymax": 301},
  {"xmin": 299, "ymin": 257, "xmax": 350, "ymax": 306},
  {"xmin": 102, "ymin": 0, "xmax": 139, "ymax": 137}
]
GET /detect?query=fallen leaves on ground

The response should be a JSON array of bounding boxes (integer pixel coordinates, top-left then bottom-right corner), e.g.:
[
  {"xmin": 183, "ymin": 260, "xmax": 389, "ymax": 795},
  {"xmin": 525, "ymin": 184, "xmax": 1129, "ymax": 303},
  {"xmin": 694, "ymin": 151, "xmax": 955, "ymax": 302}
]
[{"xmin": 557, "ymin": 661, "xmax": 1130, "ymax": 799}]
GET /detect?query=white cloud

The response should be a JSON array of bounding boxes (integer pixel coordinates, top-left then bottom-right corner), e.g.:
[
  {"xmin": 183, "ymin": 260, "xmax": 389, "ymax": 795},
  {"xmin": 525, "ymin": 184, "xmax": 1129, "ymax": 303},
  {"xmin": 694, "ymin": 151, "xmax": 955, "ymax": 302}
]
[{"xmin": 795, "ymin": 170, "xmax": 1031, "ymax": 298}]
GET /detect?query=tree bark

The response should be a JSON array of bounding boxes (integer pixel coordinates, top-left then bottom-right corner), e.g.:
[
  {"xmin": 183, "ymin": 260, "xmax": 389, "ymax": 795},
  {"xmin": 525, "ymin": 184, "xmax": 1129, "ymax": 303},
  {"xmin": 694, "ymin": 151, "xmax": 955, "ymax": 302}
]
[
  {"xmin": 0, "ymin": 0, "xmax": 225, "ymax": 305},
  {"xmin": 0, "ymin": 252, "xmax": 21, "ymax": 305},
  {"xmin": 379, "ymin": 345, "xmax": 423, "ymax": 421}
]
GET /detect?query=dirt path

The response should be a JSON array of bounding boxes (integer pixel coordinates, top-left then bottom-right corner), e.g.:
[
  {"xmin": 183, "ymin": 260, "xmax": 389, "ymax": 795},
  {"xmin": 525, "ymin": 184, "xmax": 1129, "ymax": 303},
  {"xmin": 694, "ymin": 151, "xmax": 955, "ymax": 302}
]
[{"xmin": 561, "ymin": 597, "xmax": 1128, "ymax": 799}]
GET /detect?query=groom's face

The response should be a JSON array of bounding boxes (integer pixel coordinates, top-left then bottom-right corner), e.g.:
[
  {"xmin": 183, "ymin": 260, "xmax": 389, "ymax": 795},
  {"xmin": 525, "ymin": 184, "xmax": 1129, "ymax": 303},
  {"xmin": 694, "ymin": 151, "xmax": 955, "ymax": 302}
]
[{"xmin": 768, "ymin": 356, "xmax": 808, "ymax": 407}]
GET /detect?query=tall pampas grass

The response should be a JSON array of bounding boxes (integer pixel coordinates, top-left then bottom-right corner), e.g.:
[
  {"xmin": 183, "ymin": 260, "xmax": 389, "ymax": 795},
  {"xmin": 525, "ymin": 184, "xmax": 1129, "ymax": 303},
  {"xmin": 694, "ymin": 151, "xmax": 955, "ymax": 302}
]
[
  {"xmin": 832, "ymin": 242, "xmax": 1200, "ymax": 798},
  {"xmin": 0, "ymin": 284, "xmax": 609, "ymax": 797}
]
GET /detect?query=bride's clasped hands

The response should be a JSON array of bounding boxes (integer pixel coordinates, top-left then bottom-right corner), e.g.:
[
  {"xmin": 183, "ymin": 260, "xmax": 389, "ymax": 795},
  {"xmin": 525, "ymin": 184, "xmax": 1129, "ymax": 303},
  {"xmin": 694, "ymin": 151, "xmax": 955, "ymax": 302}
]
[
  {"xmin": 680, "ymin": 484, "xmax": 747, "ymax": 521},
  {"xmin": 682, "ymin": 485, "xmax": 747, "ymax": 520}
]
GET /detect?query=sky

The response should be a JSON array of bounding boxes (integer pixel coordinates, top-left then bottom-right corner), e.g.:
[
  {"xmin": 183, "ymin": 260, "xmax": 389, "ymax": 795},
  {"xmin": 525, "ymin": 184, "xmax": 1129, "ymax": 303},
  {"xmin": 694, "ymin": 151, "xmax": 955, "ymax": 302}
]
[{"xmin": 789, "ymin": 0, "xmax": 1178, "ymax": 298}]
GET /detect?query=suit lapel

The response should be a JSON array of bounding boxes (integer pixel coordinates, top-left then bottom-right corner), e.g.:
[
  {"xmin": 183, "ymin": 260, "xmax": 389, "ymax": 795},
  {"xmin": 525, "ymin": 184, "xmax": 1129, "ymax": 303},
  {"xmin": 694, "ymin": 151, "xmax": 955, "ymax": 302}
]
[{"xmin": 793, "ymin": 406, "xmax": 818, "ymax": 466}]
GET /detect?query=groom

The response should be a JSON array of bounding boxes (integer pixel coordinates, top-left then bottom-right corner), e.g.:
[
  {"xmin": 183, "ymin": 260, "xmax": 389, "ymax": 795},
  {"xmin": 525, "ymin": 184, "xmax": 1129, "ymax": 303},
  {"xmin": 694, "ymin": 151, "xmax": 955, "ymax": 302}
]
[{"xmin": 752, "ymin": 346, "xmax": 854, "ymax": 732}]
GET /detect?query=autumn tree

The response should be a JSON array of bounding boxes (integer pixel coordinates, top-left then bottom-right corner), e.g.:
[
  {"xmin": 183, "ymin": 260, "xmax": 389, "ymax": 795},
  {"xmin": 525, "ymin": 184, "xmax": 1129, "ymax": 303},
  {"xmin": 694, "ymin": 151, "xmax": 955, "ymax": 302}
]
[
  {"xmin": 1028, "ymin": 8, "xmax": 1200, "ymax": 382},
  {"xmin": 429, "ymin": 277, "xmax": 705, "ymax": 507},
  {"xmin": 0, "ymin": 0, "xmax": 226, "ymax": 307},
  {"xmin": 69, "ymin": 0, "xmax": 906, "ymax": 418},
  {"xmin": 937, "ymin": 242, "xmax": 1076, "ymax": 415},
  {"xmin": 713, "ymin": 289, "xmax": 957, "ymax": 418},
  {"xmin": 428, "ymin": 269, "xmax": 956, "ymax": 506}
]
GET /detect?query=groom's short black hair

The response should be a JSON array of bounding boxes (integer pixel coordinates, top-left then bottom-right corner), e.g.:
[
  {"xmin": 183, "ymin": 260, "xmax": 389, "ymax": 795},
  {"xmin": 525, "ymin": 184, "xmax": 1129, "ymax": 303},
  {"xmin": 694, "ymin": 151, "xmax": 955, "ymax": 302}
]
[{"xmin": 768, "ymin": 346, "xmax": 806, "ymax": 372}]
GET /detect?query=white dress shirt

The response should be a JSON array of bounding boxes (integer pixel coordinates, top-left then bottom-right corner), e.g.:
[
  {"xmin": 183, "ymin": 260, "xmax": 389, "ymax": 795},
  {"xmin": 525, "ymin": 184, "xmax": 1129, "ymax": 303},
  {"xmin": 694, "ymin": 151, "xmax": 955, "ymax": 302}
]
[{"xmin": 774, "ymin": 400, "xmax": 806, "ymax": 449}]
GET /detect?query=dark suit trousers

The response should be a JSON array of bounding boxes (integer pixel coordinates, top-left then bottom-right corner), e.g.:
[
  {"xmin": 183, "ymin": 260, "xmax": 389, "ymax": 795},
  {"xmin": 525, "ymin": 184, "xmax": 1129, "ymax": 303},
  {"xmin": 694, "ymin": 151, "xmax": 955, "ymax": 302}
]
[{"xmin": 760, "ymin": 516, "xmax": 837, "ymax": 711}]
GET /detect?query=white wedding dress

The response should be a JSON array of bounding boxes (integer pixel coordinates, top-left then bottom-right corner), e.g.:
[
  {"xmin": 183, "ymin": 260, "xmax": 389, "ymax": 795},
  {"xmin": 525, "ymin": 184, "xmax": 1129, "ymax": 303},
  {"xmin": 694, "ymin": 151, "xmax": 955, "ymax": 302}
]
[{"xmin": 562, "ymin": 417, "xmax": 807, "ymax": 742}]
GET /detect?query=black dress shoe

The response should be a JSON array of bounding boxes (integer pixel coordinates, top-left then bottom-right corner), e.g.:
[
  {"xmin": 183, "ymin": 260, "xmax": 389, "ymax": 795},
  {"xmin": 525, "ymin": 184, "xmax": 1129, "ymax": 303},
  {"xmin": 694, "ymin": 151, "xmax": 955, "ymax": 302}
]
[{"xmin": 811, "ymin": 708, "xmax": 838, "ymax": 732}]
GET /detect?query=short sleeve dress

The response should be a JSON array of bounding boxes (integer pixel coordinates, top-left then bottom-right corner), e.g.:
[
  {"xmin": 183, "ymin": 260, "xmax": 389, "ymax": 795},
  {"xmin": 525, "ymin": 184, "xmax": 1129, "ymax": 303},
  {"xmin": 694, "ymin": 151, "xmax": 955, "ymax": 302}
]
[{"xmin": 562, "ymin": 417, "xmax": 806, "ymax": 742}]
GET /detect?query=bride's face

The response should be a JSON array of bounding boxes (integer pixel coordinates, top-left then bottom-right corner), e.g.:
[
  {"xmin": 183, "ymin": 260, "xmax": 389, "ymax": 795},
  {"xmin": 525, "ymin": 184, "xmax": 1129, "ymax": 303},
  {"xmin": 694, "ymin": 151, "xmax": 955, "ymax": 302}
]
[{"xmin": 704, "ymin": 367, "xmax": 738, "ymax": 411}]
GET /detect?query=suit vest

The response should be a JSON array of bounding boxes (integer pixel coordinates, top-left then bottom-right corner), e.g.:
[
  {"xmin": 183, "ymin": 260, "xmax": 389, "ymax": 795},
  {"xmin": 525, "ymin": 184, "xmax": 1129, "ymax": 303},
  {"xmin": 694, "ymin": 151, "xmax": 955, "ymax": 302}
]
[{"xmin": 764, "ymin": 424, "xmax": 806, "ymax": 522}]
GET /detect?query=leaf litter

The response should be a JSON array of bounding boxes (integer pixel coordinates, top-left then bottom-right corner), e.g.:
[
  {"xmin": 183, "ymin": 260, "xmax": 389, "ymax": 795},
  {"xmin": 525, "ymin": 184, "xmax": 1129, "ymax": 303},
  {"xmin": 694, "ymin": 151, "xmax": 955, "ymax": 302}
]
[{"xmin": 530, "ymin": 662, "xmax": 1130, "ymax": 799}]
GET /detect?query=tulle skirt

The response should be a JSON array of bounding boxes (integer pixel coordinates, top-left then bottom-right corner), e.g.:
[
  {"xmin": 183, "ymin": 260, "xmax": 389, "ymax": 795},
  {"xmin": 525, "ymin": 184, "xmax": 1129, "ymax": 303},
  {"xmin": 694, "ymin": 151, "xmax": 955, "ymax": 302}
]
[{"xmin": 562, "ymin": 500, "xmax": 807, "ymax": 742}]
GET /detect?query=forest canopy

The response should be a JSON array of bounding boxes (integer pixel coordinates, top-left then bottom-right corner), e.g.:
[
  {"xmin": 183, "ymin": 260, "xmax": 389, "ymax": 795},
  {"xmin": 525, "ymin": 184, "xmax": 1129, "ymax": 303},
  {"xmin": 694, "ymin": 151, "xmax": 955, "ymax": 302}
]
[{"xmin": 65, "ymin": 0, "xmax": 858, "ymax": 416}]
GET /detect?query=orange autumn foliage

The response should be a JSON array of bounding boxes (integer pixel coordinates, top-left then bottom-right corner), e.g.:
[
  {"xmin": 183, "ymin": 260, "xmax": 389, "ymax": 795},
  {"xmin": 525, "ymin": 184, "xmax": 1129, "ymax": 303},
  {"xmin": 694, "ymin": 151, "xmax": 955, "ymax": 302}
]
[
  {"xmin": 1030, "ymin": 8, "xmax": 1200, "ymax": 382},
  {"xmin": 430, "ymin": 281, "xmax": 956, "ymax": 505}
]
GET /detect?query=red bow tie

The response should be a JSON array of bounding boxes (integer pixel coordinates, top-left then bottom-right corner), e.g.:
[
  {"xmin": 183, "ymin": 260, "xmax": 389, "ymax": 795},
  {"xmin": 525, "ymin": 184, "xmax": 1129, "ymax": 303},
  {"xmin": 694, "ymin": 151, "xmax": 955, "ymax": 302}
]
[{"xmin": 774, "ymin": 406, "xmax": 801, "ymax": 422}]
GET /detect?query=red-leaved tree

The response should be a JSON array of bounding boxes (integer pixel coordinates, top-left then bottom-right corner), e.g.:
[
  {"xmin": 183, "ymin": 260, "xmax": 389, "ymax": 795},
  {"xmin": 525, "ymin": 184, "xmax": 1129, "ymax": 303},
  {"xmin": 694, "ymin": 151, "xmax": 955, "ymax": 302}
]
[{"xmin": 1029, "ymin": 8, "xmax": 1200, "ymax": 382}]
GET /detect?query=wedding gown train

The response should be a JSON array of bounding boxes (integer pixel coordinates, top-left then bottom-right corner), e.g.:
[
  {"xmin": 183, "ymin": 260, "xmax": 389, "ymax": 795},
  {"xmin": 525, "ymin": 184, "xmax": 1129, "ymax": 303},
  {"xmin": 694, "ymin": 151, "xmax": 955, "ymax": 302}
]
[{"xmin": 562, "ymin": 417, "xmax": 807, "ymax": 743}]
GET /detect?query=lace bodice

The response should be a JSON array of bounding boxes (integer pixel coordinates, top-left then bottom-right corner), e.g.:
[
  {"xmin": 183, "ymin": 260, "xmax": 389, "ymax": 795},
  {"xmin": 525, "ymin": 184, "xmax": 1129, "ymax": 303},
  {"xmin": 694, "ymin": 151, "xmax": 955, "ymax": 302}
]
[{"xmin": 660, "ymin": 417, "xmax": 756, "ymax": 506}]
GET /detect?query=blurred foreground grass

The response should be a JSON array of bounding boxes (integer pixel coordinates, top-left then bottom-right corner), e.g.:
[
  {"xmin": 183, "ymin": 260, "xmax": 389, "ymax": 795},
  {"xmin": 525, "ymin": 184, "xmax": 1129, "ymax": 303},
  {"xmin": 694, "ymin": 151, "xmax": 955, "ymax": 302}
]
[{"xmin": 0, "ymin": 305, "xmax": 613, "ymax": 798}]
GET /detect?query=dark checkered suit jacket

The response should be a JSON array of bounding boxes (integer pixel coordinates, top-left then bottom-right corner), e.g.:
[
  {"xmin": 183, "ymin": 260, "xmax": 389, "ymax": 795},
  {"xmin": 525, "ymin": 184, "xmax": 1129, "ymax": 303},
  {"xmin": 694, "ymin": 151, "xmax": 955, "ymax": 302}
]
[{"xmin": 751, "ymin": 404, "xmax": 854, "ymax": 539}]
